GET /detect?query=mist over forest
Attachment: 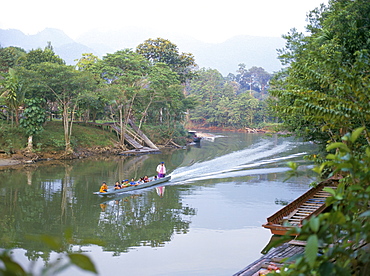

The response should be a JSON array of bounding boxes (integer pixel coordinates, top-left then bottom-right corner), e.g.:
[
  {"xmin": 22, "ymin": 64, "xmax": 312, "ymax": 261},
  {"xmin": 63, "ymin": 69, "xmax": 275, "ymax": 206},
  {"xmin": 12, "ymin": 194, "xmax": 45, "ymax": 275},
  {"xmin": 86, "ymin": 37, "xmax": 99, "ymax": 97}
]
[{"xmin": 0, "ymin": 27, "xmax": 284, "ymax": 75}]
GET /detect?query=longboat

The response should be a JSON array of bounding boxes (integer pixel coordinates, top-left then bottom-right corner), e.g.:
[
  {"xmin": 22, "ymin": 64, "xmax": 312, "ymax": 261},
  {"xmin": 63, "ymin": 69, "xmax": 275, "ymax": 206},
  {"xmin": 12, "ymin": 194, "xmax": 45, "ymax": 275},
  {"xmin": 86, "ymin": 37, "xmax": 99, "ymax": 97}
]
[
  {"xmin": 94, "ymin": 175, "xmax": 171, "ymax": 196},
  {"xmin": 262, "ymin": 179, "xmax": 338, "ymax": 236}
]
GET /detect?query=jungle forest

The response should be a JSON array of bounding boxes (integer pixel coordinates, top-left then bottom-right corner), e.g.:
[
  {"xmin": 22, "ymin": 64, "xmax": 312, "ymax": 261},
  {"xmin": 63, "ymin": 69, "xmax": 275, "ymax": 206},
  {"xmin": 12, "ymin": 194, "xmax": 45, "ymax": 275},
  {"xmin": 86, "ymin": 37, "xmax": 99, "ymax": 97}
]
[{"xmin": 1, "ymin": 0, "xmax": 370, "ymax": 275}]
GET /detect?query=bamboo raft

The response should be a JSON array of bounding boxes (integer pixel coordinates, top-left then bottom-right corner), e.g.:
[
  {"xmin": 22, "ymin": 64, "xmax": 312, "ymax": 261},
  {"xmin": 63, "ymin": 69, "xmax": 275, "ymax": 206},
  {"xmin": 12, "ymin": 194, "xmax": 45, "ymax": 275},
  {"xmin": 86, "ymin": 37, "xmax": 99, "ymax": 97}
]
[{"xmin": 262, "ymin": 180, "xmax": 338, "ymax": 236}]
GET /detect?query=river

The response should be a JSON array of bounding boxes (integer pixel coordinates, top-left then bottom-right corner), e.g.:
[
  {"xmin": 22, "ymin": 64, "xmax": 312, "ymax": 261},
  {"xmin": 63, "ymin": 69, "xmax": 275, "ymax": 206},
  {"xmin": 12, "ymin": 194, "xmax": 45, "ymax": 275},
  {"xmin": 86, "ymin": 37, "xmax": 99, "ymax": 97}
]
[{"xmin": 0, "ymin": 132, "xmax": 318, "ymax": 276}]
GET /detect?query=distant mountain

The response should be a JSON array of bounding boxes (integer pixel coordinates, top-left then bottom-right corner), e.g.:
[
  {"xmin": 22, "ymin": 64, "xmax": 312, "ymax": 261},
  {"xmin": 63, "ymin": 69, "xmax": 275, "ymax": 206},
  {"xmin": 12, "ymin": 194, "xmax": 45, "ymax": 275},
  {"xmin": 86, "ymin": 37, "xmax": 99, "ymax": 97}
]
[{"xmin": 0, "ymin": 28, "xmax": 284, "ymax": 75}]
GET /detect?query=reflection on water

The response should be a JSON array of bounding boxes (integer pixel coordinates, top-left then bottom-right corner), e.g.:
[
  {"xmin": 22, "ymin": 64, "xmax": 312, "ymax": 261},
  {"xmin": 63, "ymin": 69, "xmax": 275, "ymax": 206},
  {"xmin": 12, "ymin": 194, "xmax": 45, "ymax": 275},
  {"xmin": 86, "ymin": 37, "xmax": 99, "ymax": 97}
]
[{"xmin": 0, "ymin": 132, "xmax": 318, "ymax": 275}]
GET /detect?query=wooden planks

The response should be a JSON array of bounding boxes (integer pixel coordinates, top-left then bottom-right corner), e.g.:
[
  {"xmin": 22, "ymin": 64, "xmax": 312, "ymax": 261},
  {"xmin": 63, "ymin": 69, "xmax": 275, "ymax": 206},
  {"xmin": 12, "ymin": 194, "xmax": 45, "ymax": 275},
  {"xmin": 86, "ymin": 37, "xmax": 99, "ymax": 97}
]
[{"xmin": 262, "ymin": 180, "xmax": 338, "ymax": 235}]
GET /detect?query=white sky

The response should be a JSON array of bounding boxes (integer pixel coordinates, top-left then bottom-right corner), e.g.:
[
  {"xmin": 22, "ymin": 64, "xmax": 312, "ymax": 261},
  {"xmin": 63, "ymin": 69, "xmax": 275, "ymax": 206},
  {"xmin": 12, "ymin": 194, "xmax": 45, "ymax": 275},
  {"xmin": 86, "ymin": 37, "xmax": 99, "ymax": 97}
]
[{"xmin": 1, "ymin": 0, "xmax": 328, "ymax": 43}]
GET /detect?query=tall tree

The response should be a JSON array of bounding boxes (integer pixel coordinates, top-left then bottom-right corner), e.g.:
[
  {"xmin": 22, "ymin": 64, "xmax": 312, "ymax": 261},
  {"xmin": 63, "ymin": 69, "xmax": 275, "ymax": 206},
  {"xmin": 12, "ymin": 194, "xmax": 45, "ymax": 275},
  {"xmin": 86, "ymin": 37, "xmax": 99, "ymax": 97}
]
[
  {"xmin": 136, "ymin": 38, "xmax": 197, "ymax": 84},
  {"xmin": 137, "ymin": 62, "xmax": 180, "ymax": 129},
  {"xmin": 269, "ymin": 0, "xmax": 370, "ymax": 148},
  {"xmin": 29, "ymin": 63, "xmax": 96, "ymax": 153},
  {"xmin": 94, "ymin": 49, "xmax": 149, "ymax": 147}
]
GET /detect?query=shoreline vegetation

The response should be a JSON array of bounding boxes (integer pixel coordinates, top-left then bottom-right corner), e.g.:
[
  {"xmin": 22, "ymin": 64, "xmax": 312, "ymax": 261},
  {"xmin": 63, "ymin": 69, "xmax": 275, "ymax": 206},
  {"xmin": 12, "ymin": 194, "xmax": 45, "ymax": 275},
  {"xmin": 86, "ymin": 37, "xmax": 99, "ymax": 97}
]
[{"xmin": 0, "ymin": 123, "xmax": 280, "ymax": 167}]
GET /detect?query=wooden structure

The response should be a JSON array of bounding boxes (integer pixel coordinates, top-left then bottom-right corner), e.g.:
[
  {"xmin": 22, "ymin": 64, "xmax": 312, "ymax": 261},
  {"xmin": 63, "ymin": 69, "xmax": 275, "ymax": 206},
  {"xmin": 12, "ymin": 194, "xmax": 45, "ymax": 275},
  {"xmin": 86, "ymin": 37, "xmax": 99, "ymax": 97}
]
[
  {"xmin": 76, "ymin": 121, "xmax": 160, "ymax": 154},
  {"xmin": 262, "ymin": 180, "xmax": 338, "ymax": 236},
  {"xmin": 233, "ymin": 240, "xmax": 306, "ymax": 276}
]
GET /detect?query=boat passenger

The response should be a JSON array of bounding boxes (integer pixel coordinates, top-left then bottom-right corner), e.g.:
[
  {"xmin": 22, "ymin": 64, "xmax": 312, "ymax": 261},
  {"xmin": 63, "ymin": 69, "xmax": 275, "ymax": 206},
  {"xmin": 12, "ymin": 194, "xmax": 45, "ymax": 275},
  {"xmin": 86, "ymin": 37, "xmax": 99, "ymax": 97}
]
[
  {"xmin": 130, "ymin": 178, "xmax": 138, "ymax": 186},
  {"xmin": 99, "ymin": 182, "xmax": 108, "ymax": 193},
  {"xmin": 143, "ymin": 176, "xmax": 149, "ymax": 182},
  {"xmin": 121, "ymin": 179, "xmax": 130, "ymax": 187},
  {"xmin": 154, "ymin": 175, "xmax": 158, "ymax": 181},
  {"xmin": 114, "ymin": 181, "xmax": 121, "ymax": 190},
  {"xmin": 156, "ymin": 162, "xmax": 166, "ymax": 178}
]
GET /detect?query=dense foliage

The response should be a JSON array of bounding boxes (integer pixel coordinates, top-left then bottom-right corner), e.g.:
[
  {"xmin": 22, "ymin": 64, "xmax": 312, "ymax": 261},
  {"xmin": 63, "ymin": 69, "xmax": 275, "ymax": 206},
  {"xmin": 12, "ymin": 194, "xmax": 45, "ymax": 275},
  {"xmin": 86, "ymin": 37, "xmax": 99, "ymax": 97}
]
[
  {"xmin": 187, "ymin": 66, "xmax": 272, "ymax": 128},
  {"xmin": 275, "ymin": 128, "xmax": 370, "ymax": 276},
  {"xmin": 268, "ymin": 0, "xmax": 370, "ymax": 275},
  {"xmin": 269, "ymin": 0, "xmax": 370, "ymax": 150}
]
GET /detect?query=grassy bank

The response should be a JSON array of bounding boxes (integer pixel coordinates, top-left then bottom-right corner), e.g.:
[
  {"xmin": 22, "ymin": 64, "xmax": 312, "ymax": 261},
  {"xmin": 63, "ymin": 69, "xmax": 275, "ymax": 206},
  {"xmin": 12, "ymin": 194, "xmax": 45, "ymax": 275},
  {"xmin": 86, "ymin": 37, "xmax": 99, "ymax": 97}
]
[{"xmin": 0, "ymin": 121, "xmax": 118, "ymax": 155}]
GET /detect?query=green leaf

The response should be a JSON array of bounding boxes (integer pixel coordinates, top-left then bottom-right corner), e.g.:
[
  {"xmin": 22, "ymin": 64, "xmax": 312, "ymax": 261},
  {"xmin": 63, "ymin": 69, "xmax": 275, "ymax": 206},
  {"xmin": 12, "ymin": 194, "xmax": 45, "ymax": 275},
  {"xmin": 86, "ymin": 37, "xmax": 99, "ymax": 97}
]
[
  {"xmin": 349, "ymin": 127, "xmax": 365, "ymax": 143},
  {"xmin": 309, "ymin": 217, "xmax": 320, "ymax": 233},
  {"xmin": 287, "ymin": 161, "xmax": 298, "ymax": 170},
  {"xmin": 349, "ymin": 185, "xmax": 363, "ymax": 191},
  {"xmin": 326, "ymin": 154, "xmax": 336, "ymax": 160},
  {"xmin": 326, "ymin": 142, "xmax": 350, "ymax": 153},
  {"xmin": 305, "ymin": 234, "xmax": 318, "ymax": 268},
  {"xmin": 323, "ymin": 187, "xmax": 336, "ymax": 196},
  {"xmin": 1, "ymin": 253, "xmax": 27, "ymax": 276},
  {"xmin": 68, "ymin": 253, "xmax": 98, "ymax": 274}
]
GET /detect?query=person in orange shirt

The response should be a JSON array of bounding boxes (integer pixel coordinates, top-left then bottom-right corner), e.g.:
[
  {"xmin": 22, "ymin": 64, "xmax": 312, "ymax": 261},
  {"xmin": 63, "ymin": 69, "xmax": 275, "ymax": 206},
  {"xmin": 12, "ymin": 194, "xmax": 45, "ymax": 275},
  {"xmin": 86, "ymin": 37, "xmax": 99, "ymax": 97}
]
[{"xmin": 99, "ymin": 182, "xmax": 108, "ymax": 193}]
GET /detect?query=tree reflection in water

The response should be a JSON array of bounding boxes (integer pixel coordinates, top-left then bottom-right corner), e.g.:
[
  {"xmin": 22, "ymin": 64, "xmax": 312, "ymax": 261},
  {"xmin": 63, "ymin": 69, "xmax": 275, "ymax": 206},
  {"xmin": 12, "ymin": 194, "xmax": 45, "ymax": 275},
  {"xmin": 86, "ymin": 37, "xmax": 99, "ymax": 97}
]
[{"xmin": 0, "ymin": 153, "xmax": 196, "ymax": 263}]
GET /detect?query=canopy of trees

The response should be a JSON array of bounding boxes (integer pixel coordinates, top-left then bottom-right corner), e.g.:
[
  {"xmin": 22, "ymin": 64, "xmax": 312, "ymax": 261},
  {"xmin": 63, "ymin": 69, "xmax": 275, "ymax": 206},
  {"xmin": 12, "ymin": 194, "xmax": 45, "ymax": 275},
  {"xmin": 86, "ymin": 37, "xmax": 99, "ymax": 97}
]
[
  {"xmin": 269, "ymin": 0, "xmax": 370, "ymax": 150},
  {"xmin": 0, "ymin": 38, "xmax": 202, "ymax": 152}
]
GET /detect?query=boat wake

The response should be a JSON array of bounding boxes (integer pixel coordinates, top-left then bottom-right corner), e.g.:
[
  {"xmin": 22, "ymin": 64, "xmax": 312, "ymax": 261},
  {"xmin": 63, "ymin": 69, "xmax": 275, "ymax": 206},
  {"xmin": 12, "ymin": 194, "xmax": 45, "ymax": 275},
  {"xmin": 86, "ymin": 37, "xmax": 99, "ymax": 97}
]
[{"xmin": 169, "ymin": 140, "xmax": 308, "ymax": 184}]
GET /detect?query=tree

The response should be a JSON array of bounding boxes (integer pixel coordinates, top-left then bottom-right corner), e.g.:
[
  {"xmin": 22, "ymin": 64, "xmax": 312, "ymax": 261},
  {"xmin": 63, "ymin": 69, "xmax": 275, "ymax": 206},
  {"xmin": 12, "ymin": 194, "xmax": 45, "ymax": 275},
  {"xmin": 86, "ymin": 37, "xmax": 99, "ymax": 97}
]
[
  {"xmin": 278, "ymin": 128, "xmax": 370, "ymax": 276},
  {"xmin": 29, "ymin": 63, "xmax": 96, "ymax": 153},
  {"xmin": 0, "ymin": 68, "xmax": 26, "ymax": 125},
  {"xmin": 0, "ymin": 46, "xmax": 26, "ymax": 73},
  {"xmin": 19, "ymin": 43, "xmax": 65, "ymax": 69},
  {"xmin": 269, "ymin": 0, "xmax": 370, "ymax": 148},
  {"xmin": 19, "ymin": 98, "xmax": 47, "ymax": 151},
  {"xmin": 94, "ymin": 49, "xmax": 150, "ymax": 147},
  {"xmin": 136, "ymin": 38, "xmax": 197, "ymax": 84},
  {"xmin": 187, "ymin": 68, "xmax": 236, "ymax": 127},
  {"xmin": 75, "ymin": 53, "xmax": 99, "ymax": 71},
  {"xmin": 137, "ymin": 62, "xmax": 180, "ymax": 129}
]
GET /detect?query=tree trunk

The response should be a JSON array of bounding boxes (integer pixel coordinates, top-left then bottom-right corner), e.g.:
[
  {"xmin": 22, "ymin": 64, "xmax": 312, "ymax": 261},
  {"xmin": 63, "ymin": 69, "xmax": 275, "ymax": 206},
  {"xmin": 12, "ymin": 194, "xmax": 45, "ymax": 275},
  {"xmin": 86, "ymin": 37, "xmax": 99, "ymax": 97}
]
[
  {"xmin": 63, "ymin": 103, "xmax": 73, "ymax": 154},
  {"xmin": 138, "ymin": 96, "xmax": 154, "ymax": 130},
  {"xmin": 26, "ymin": 135, "xmax": 33, "ymax": 152},
  {"xmin": 119, "ymin": 106, "xmax": 125, "ymax": 146}
]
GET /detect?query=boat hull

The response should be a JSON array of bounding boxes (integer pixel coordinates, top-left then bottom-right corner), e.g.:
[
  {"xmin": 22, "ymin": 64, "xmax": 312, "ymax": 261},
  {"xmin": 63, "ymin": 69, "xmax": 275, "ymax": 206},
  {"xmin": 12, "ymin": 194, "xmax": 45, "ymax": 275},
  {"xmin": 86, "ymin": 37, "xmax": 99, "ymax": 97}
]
[
  {"xmin": 262, "ymin": 179, "xmax": 338, "ymax": 236},
  {"xmin": 94, "ymin": 176, "xmax": 171, "ymax": 196}
]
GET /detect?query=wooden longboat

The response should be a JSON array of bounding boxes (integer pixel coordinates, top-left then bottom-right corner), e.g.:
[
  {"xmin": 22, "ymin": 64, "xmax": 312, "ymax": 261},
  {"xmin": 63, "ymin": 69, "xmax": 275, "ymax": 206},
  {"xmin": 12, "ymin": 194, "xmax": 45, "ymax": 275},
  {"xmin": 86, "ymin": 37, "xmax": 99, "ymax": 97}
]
[
  {"xmin": 262, "ymin": 179, "xmax": 338, "ymax": 236},
  {"xmin": 93, "ymin": 176, "xmax": 171, "ymax": 196}
]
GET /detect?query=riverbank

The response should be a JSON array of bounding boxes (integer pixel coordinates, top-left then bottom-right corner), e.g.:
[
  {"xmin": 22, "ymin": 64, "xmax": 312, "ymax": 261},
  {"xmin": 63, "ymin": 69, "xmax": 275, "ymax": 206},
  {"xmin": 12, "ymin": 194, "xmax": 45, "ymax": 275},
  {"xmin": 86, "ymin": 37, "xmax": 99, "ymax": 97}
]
[
  {"xmin": 0, "ymin": 158, "xmax": 21, "ymax": 166},
  {"xmin": 0, "ymin": 122, "xmax": 282, "ymax": 167}
]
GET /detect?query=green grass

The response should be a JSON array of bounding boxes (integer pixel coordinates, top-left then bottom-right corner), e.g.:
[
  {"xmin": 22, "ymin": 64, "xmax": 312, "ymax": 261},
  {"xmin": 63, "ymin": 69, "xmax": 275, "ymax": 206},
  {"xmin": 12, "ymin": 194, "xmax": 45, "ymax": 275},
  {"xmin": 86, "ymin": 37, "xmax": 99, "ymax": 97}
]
[{"xmin": 0, "ymin": 121, "xmax": 118, "ymax": 153}]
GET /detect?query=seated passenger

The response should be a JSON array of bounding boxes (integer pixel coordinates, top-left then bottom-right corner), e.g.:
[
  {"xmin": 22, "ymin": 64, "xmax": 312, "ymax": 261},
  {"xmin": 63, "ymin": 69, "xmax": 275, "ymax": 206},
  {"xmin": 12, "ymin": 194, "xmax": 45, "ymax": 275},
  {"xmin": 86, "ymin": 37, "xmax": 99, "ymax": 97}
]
[
  {"xmin": 130, "ymin": 178, "xmax": 138, "ymax": 186},
  {"xmin": 114, "ymin": 181, "xmax": 121, "ymax": 190},
  {"xmin": 143, "ymin": 176, "xmax": 149, "ymax": 183},
  {"xmin": 99, "ymin": 182, "xmax": 108, "ymax": 193},
  {"xmin": 121, "ymin": 179, "xmax": 130, "ymax": 187}
]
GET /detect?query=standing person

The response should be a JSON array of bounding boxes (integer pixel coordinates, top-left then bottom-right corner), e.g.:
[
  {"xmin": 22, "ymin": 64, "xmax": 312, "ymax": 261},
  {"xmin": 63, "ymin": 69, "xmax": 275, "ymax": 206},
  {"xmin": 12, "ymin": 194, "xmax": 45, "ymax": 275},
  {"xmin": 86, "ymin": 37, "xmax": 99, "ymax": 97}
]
[{"xmin": 156, "ymin": 162, "xmax": 166, "ymax": 178}]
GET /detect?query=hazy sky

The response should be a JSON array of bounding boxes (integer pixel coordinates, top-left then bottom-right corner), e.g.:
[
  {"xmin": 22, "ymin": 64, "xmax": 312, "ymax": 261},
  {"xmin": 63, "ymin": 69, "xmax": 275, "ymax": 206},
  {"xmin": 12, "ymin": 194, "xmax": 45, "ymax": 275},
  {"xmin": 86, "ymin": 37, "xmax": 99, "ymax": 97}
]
[{"xmin": 1, "ymin": 0, "xmax": 328, "ymax": 43}]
